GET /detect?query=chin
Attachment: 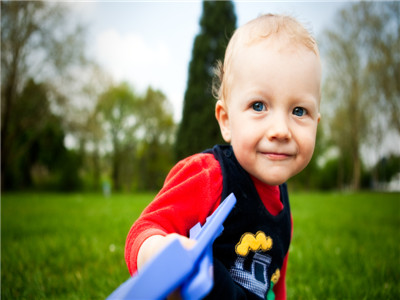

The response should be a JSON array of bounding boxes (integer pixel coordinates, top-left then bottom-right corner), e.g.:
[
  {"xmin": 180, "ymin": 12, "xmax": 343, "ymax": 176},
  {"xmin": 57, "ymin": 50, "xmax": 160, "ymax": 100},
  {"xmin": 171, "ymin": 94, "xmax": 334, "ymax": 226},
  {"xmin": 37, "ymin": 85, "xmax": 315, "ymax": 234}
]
[
  {"xmin": 269, "ymin": 180, "xmax": 287, "ymax": 186},
  {"xmin": 258, "ymin": 171, "xmax": 291, "ymax": 186},
  {"xmin": 261, "ymin": 177, "xmax": 288, "ymax": 186}
]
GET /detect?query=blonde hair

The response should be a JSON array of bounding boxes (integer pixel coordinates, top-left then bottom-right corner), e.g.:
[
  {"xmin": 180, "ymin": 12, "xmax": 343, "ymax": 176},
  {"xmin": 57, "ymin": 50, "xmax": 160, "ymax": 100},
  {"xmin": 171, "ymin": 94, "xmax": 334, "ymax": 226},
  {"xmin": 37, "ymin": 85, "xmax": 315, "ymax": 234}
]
[{"xmin": 212, "ymin": 14, "xmax": 320, "ymax": 102}]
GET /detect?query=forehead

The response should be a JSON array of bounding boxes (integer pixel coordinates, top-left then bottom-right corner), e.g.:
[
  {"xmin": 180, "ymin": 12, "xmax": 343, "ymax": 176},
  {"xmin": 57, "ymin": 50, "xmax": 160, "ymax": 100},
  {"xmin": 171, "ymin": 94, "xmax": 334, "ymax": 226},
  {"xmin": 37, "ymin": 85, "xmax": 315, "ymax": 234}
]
[
  {"xmin": 229, "ymin": 15, "xmax": 319, "ymax": 56},
  {"xmin": 228, "ymin": 30, "xmax": 319, "ymax": 71},
  {"xmin": 234, "ymin": 36, "xmax": 318, "ymax": 67},
  {"xmin": 223, "ymin": 15, "xmax": 320, "ymax": 76},
  {"xmin": 219, "ymin": 15, "xmax": 321, "ymax": 103},
  {"xmin": 229, "ymin": 37, "xmax": 321, "ymax": 84},
  {"xmin": 224, "ymin": 35, "xmax": 321, "ymax": 98},
  {"xmin": 227, "ymin": 39, "xmax": 322, "ymax": 104}
]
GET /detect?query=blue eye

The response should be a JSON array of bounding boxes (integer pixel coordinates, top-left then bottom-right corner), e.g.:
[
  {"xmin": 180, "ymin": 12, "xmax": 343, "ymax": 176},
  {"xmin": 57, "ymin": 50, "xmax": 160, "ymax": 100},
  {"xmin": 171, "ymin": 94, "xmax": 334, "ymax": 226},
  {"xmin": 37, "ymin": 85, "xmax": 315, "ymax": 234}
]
[
  {"xmin": 293, "ymin": 107, "xmax": 306, "ymax": 116},
  {"xmin": 252, "ymin": 102, "xmax": 265, "ymax": 112}
]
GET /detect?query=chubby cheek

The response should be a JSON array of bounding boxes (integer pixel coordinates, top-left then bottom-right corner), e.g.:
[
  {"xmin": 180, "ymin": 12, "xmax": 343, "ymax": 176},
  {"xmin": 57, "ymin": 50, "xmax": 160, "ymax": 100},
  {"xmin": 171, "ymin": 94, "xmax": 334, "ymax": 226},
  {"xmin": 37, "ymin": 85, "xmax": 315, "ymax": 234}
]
[
  {"xmin": 231, "ymin": 112, "xmax": 262, "ymax": 144},
  {"xmin": 230, "ymin": 125, "xmax": 258, "ymax": 154},
  {"xmin": 297, "ymin": 129, "xmax": 317, "ymax": 168}
]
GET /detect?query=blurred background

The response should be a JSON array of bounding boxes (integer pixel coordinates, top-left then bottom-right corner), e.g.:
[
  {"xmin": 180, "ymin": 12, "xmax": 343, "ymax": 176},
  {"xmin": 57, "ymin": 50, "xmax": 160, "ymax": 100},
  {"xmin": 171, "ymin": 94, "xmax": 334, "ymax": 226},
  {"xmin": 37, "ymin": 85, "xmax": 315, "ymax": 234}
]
[
  {"xmin": 2, "ymin": 0, "xmax": 399, "ymax": 193},
  {"xmin": 1, "ymin": 1, "xmax": 399, "ymax": 299}
]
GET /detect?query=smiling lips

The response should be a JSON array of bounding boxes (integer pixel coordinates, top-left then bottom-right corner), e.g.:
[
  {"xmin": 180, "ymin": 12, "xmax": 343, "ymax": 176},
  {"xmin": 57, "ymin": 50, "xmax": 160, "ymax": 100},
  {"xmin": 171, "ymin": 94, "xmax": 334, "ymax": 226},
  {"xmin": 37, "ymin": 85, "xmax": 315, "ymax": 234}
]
[{"xmin": 261, "ymin": 152, "xmax": 294, "ymax": 160}]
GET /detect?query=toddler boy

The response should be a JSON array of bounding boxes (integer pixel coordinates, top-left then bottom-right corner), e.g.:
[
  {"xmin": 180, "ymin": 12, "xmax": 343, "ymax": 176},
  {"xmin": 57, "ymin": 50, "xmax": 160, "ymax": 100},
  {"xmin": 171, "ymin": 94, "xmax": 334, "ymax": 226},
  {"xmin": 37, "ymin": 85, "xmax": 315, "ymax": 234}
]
[{"xmin": 125, "ymin": 14, "xmax": 321, "ymax": 300}]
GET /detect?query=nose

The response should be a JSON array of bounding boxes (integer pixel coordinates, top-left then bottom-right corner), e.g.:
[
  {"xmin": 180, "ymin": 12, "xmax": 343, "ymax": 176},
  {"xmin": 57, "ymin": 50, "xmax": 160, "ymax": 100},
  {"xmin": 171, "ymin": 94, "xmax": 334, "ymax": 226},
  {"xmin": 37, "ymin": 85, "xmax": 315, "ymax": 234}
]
[{"xmin": 265, "ymin": 112, "xmax": 292, "ymax": 141}]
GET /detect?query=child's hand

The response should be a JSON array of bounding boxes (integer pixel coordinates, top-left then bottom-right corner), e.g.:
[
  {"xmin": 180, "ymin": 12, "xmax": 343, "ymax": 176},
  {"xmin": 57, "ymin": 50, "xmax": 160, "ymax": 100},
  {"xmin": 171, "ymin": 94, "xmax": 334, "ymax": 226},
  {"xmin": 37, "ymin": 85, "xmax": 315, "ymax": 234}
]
[
  {"xmin": 137, "ymin": 233, "xmax": 196, "ymax": 271},
  {"xmin": 137, "ymin": 234, "xmax": 196, "ymax": 300}
]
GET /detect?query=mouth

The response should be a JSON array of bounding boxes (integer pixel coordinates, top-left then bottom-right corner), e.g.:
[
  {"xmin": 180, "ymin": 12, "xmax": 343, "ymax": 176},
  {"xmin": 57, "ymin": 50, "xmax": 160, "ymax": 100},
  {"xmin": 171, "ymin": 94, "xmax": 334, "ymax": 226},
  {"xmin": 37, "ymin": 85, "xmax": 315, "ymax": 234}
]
[{"xmin": 260, "ymin": 152, "xmax": 294, "ymax": 161}]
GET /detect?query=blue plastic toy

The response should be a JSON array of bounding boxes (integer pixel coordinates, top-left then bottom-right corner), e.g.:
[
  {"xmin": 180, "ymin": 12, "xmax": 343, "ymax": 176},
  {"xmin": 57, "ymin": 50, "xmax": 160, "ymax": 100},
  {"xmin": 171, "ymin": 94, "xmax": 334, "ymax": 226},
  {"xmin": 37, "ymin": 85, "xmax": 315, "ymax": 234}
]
[{"xmin": 107, "ymin": 193, "xmax": 237, "ymax": 300}]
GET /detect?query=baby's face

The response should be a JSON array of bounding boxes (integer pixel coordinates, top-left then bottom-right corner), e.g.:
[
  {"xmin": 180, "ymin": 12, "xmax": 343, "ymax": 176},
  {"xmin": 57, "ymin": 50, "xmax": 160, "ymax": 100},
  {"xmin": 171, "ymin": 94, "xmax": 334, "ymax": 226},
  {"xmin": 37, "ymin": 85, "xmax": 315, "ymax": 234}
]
[{"xmin": 216, "ymin": 39, "xmax": 321, "ymax": 185}]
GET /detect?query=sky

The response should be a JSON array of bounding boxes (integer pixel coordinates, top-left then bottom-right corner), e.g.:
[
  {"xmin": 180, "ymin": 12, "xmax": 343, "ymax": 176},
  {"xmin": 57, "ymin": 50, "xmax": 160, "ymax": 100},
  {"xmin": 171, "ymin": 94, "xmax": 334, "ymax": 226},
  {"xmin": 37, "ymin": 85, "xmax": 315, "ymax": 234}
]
[{"xmin": 69, "ymin": 1, "xmax": 346, "ymax": 122}]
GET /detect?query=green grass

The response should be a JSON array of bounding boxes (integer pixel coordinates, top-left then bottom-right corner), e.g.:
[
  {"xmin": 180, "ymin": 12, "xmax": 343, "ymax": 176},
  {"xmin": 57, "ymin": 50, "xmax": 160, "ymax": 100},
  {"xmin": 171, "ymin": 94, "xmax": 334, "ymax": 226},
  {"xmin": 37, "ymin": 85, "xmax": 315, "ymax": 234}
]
[
  {"xmin": 2, "ymin": 191, "xmax": 399, "ymax": 299},
  {"xmin": 287, "ymin": 192, "xmax": 400, "ymax": 299},
  {"xmin": 1, "ymin": 192, "xmax": 155, "ymax": 299}
]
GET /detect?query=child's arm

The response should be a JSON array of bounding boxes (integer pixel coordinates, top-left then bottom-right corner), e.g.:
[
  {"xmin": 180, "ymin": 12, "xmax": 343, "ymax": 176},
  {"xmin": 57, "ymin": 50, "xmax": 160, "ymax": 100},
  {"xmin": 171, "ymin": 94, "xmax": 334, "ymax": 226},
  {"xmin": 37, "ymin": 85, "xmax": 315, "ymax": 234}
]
[
  {"xmin": 273, "ymin": 253, "xmax": 288, "ymax": 299},
  {"xmin": 125, "ymin": 153, "xmax": 223, "ymax": 275},
  {"xmin": 137, "ymin": 234, "xmax": 196, "ymax": 271},
  {"xmin": 273, "ymin": 214, "xmax": 293, "ymax": 300}
]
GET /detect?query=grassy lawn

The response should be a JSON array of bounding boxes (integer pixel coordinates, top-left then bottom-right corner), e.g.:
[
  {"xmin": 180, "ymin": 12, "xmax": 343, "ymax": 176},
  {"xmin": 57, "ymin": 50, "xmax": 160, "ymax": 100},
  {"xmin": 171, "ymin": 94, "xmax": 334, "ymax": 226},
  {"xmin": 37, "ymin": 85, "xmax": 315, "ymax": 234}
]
[
  {"xmin": 287, "ymin": 192, "xmax": 400, "ymax": 299},
  {"xmin": 2, "ymin": 191, "xmax": 399, "ymax": 299},
  {"xmin": 2, "ymin": 192, "xmax": 155, "ymax": 299}
]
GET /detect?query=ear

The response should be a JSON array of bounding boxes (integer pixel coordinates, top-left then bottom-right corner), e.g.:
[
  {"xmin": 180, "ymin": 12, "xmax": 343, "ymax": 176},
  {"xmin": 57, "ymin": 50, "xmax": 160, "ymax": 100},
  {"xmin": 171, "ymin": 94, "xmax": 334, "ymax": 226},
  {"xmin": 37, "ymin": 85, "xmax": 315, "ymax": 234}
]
[{"xmin": 215, "ymin": 100, "xmax": 232, "ymax": 143}]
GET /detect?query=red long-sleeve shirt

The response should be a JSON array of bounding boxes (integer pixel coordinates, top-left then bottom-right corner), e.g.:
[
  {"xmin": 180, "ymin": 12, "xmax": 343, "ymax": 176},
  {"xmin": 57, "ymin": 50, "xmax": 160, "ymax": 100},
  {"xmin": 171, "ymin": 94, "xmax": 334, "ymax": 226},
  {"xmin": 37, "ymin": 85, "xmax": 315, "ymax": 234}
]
[{"xmin": 125, "ymin": 152, "xmax": 291, "ymax": 299}]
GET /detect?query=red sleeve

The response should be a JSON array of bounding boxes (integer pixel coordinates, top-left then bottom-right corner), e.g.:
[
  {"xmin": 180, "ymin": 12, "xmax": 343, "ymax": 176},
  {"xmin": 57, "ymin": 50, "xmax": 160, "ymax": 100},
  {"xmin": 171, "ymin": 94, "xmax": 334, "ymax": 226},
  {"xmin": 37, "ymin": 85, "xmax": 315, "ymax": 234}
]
[
  {"xmin": 124, "ymin": 153, "xmax": 223, "ymax": 275},
  {"xmin": 273, "ymin": 252, "xmax": 289, "ymax": 299},
  {"xmin": 273, "ymin": 215, "xmax": 293, "ymax": 300}
]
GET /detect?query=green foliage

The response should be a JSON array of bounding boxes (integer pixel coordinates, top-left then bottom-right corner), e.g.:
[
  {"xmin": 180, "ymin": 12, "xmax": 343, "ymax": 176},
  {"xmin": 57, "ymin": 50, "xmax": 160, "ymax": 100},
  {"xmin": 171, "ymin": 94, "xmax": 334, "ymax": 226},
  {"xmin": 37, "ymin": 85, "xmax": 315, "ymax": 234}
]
[
  {"xmin": 1, "ymin": 1, "xmax": 87, "ymax": 190},
  {"xmin": 136, "ymin": 140, "xmax": 174, "ymax": 191},
  {"xmin": 373, "ymin": 154, "xmax": 400, "ymax": 183},
  {"xmin": 320, "ymin": 2, "xmax": 400, "ymax": 189},
  {"xmin": 57, "ymin": 150, "xmax": 83, "ymax": 191},
  {"xmin": 95, "ymin": 82, "xmax": 140, "ymax": 191},
  {"xmin": 175, "ymin": 1, "xmax": 237, "ymax": 160},
  {"xmin": 135, "ymin": 88, "xmax": 176, "ymax": 191},
  {"xmin": 2, "ymin": 192, "xmax": 399, "ymax": 299},
  {"xmin": 290, "ymin": 154, "xmax": 374, "ymax": 191},
  {"xmin": 361, "ymin": 2, "xmax": 400, "ymax": 134},
  {"xmin": 92, "ymin": 84, "xmax": 176, "ymax": 192},
  {"xmin": 3, "ymin": 79, "xmax": 82, "ymax": 191}
]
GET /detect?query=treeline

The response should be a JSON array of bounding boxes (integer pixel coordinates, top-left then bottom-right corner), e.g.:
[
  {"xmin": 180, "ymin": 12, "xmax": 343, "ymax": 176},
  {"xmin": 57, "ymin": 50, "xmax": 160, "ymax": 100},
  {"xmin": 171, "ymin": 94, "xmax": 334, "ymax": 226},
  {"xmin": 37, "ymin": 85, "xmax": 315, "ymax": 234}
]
[
  {"xmin": 1, "ymin": 1, "xmax": 399, "ymax": 192},
  {"xmin": 1, "ymin": 1, "xmax": 175, "ymax": 192},
  {"xmin": 3, "ymin": 79, "xmax": 175, "ymax": 192}
]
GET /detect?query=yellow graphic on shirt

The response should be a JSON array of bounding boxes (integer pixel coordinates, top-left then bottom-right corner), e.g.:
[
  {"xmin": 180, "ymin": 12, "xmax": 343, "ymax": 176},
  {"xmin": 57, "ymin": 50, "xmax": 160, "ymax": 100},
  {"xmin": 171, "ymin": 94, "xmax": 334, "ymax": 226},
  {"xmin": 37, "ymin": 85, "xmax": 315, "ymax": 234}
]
[
  {"xmin": 271, "ymin": 268, "xmax": 280, "ymax": 284},
  {"xmin": 266, "ymin": 268, "xmax": 281, "ymax": 300},
  {"xmin": 235, "ymin": 231, "xmax": 273, "ymax": 257}
]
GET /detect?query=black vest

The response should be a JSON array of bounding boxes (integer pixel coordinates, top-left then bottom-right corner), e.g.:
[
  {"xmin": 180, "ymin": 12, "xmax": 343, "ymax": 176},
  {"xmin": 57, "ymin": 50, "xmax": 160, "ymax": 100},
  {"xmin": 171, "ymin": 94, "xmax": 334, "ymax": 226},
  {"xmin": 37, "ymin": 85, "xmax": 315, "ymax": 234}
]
[{"xmin": 206, "ymin": 145, "xmax": 291, "ymax": 299}]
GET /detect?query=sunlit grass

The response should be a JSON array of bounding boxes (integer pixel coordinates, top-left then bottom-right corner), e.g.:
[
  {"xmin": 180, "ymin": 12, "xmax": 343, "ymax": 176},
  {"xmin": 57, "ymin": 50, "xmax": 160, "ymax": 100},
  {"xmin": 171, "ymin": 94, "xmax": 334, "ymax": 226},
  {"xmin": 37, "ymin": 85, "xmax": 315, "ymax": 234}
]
[
  {"xmin": 287, "ymin": 192, "xmax": 400, "ymax": 299},
  {"xmin": 2, "ymin": 192, "xmax": 154, "ymax": 299},
  {"xmin": 2, "ymin": 191, "xmax": 399, "ymax": 299}
]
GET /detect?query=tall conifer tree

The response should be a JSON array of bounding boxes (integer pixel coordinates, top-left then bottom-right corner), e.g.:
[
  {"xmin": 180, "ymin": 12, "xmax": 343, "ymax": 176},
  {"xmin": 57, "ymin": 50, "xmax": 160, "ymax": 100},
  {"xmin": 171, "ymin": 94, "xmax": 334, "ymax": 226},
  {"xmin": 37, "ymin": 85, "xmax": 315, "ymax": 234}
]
[{"xmin": 175, "ymin": 1, "xmax": 236, "ymax": 160}]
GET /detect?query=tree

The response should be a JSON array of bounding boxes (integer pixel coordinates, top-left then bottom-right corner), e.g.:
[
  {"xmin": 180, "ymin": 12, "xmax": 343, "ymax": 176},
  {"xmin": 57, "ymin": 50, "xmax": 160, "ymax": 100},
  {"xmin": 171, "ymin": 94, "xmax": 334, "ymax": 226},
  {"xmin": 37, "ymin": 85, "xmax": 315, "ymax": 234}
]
[
  {"xmin": 136, "ymin": 88, "xmax": 176, "ymax": 191},
  {"xmin": 373, "ymin": 154, "xmax": 400, "ymax": 183},
  {"xmin": 175, "ymin": 1, "xmax": 237, "ymax": 160},
  {"xmin": 1, "ymin": 1, "xmax": 87, "ymax": 189},
  {"xmin": 95, "ymin": 83, "xmax": 141, "ymax": 191},
  {"xmin": 67, "ymin": 64, "xmax": 113, "ymax": 191},
  {"xmin": 94, "ymin": 85, "xmax": 176, "ymax": 192},
  {"xmin": 3, "ymin": 79, "xmax": 82, "ymax": 190},
  {"xmin": 320, "ymin": 2, "xmax": 400, "ymax": 190},
  {"xmin": 362, "ymin": 2, "xmax": 400, "ymax": 134}
]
